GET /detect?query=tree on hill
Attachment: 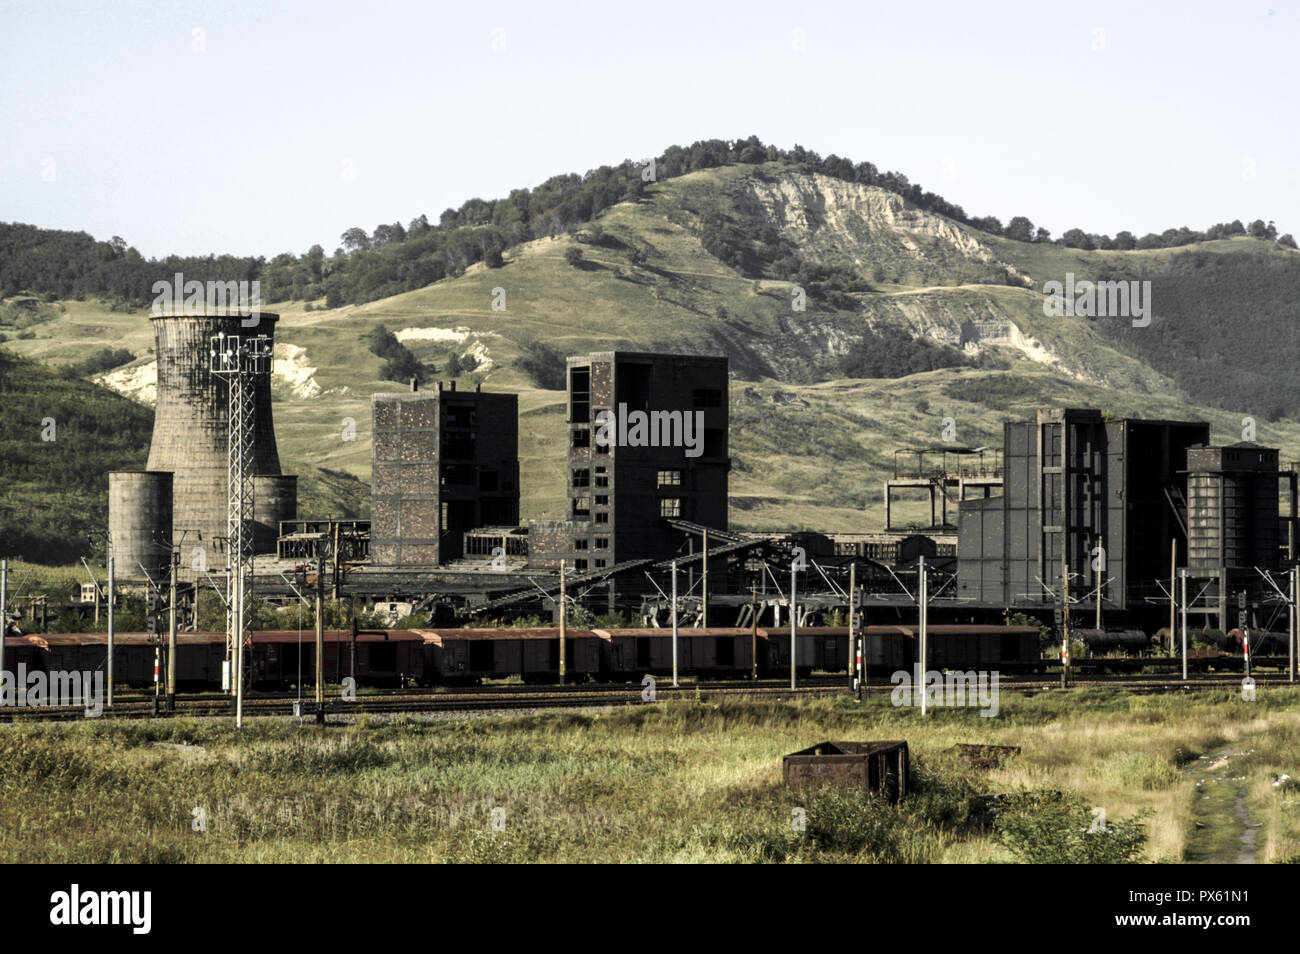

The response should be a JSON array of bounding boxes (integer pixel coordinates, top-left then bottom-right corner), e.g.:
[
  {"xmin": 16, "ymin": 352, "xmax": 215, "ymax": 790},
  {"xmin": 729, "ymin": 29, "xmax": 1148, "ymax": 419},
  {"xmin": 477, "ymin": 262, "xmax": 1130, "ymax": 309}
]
[
  {"xmin": 1004, "ymin": 216, "xmax": 1035, "ymax": 242},
  {"xmin": 1061, "ymin": 228, "xmax": 1095, "ymax": 250}
]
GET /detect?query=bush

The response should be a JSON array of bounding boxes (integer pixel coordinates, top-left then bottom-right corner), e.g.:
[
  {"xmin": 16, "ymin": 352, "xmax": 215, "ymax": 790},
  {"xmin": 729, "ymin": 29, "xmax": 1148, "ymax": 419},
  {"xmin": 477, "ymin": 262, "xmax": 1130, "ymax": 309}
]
[
  {"xmin": 365, "ymin": 324, "xmax": 427, "ymax": 385},
  {"xmin": 67, "ymin": 347, "xmax": 134, "ymax": 377},
  {"xmin": 994, "ymin": 790, "xmax": 1150, "ymax": 863},
  {"xmin": 515, "ymin": 340, "xmax": 567, "ymax": 390}
]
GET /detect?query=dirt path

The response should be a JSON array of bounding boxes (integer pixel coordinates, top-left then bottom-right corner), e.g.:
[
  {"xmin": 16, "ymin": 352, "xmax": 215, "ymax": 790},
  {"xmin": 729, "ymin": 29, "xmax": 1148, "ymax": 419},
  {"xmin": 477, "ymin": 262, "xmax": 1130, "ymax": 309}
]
[{"xmin": 1182, "ymin": 745, "xmax": 1260, "ymax": 864}]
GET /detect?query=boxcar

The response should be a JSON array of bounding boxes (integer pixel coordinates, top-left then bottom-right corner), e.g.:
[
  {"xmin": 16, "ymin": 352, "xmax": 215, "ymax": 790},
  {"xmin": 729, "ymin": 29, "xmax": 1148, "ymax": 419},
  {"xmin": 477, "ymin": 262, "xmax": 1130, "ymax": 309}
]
[
  {"xmin": 249, "ymin": 630, "xmax": 424, "ymax": 687},
  {"xmin": 597, "ymin": 627, "xmax": 757, "ymax": 678},
  {"xmin": 416, "ymin": 629, "xmax": 604, "ymax": 683},
  {"xmin": 757, "ymin": 625, "xmax": 1042, "ymax": 676}
]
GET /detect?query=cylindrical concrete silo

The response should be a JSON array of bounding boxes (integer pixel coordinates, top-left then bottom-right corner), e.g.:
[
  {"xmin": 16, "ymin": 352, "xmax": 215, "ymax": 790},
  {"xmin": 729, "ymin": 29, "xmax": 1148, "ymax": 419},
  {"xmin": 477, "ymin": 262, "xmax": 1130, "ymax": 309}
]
[
  {"xmin": 108, "ymin": 471, "xmax": 173, "ymax": 579},
  {"xmin": 145, "ymin": 313, "xmax": 294, "ymax": 559},
  {"xmin": 253, "ymin": 474, "xmax": 298, "ymax": 553}
]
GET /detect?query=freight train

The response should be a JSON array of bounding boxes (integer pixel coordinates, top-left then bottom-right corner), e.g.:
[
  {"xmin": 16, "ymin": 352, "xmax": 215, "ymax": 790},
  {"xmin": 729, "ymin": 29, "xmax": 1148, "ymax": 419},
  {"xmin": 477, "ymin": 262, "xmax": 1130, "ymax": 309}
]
[{"xmin": 2, "ymin": 624, "xmax": 1047, "ymax": 690}]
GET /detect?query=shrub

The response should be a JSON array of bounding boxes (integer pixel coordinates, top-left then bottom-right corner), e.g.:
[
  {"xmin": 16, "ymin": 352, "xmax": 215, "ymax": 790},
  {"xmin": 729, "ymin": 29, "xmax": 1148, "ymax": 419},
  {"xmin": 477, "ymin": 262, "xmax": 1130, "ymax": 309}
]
[{"xmin": 994, "ymin": 790, "xmax": 1150, "ymax": 863}]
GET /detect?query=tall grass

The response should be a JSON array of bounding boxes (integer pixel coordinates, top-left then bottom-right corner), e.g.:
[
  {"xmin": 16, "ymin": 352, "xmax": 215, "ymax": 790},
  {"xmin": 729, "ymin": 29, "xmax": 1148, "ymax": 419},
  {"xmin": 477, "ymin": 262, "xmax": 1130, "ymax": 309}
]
[{"xmin": 0, "ymin": 690, "xmax": 1296, "ymax": 863}]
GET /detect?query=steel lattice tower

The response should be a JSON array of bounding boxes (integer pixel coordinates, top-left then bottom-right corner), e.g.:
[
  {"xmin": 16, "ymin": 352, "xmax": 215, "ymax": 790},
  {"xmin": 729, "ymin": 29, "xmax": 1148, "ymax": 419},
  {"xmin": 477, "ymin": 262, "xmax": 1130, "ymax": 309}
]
[{"xmin": 211, "ymin": 332, "xmax": 272, "ymax": 728}]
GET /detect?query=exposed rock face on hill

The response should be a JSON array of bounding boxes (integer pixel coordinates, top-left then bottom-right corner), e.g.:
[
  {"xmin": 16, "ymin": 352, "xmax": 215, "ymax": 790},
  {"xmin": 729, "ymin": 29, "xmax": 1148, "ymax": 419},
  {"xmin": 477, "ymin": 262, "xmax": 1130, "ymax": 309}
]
[{"xmin": 736, "ymin": 171, "xmax": 1032, "ymax": 288}]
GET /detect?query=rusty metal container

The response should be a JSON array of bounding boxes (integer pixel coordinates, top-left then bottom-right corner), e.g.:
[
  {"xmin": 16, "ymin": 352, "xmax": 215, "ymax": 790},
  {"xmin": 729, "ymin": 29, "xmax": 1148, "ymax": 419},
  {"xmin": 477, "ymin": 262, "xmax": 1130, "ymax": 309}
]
[{"xmin": 782, "ymin": 741, "xmax": 909, "ymax": 801}]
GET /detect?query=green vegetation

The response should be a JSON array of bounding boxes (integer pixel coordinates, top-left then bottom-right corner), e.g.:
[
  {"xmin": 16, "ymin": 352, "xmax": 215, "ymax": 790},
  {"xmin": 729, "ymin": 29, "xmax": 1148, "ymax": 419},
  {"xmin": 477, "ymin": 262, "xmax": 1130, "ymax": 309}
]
[
  {"xmin": 364, "ymin": 324, "xmax": 427, "ymax": 385},
  {"xmin": 65, "ymin": 346, "xmax": 134, "ymax": 378},
  {"xmin": 0, "ymin": 349, "xmax": 152, "ymax": 563},
  {"xmin": 1086, "ymin": 246, "xmax": 1300, "ymax": 417},
  {"xmin": 4, "ymin": 148, "xmax": 1300, "ymax": 561},
  {"xmin": 1, "ymin": 691, "xmax": 1296, "ymax": 863},
  {"xmin": 5, "ymin": 136, "xmax": 1292, "ymax": 314}
]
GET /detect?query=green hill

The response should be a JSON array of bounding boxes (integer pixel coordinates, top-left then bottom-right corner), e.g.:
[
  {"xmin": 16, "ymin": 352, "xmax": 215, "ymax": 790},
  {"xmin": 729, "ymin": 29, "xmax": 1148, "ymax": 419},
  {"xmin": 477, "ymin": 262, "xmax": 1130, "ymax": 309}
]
[
  {"xmin": 3, "ymin": 158, "xmax": 1299, "ymax": 563},
  {"xmin": 0, "ymin": 349, "xmax": 152, "ymax": 563}
]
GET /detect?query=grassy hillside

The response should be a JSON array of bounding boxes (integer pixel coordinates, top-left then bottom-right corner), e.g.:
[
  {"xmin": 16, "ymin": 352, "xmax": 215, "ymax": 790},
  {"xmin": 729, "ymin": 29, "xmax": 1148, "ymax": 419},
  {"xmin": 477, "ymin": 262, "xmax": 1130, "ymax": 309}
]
[
  {"xmin": 4, "ymin": 162, "xmax": 1299, "ymax": 561},
  {"xmin": 0, "ymin": 349, "xmax": 153, "ymax": 563}
]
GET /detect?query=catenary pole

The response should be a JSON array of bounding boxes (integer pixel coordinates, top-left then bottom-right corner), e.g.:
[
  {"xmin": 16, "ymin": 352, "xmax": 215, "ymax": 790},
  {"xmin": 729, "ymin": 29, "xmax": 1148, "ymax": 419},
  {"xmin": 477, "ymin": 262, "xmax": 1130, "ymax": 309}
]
[
  {"xmin": 0, "ymin": 559, "xmax": 6, "ymax": 705},
  {"xmin": 919, "ymin": 555, "xmax": 928, "ymax": 716},
  {"xmin": 1180, "ymin": 568, "xmax": 1189, "ymax": 682},
  {"xmin": 790, "ymin": 558, "xmax": 798, "ymax": 690},
  {"xmin": 167, "ymin": 548, "xmax": 178, "ymax": 711},
  {"xmin": 106, "ymin": 555, "xmax": 115, "ymax": 707},
  {"xmin": 315, "ymin": 547, "xmax": 325, "ymax": 723},
  {"xmin": 559, "ymin": 559, "xmax": 567, "ymax": 686},
  {"xmin": 671, "ymin": 560, "xmax": 679, "ymax": 688}
]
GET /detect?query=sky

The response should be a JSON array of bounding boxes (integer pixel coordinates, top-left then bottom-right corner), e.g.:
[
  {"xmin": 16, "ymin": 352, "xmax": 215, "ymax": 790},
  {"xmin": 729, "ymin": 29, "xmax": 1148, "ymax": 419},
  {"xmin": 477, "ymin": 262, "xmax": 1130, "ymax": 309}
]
[{"xmin": 2, "ymin": 0, "xmax": 1297, "ymax": 258}]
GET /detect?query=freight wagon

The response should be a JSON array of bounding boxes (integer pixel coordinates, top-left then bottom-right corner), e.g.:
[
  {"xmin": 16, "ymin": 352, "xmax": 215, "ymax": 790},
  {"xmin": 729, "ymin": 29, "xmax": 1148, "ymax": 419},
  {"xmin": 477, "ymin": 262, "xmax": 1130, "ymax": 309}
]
[
  {"xmin": 596, "ymin": 627, "xmax": 758, "ymax": 678},
  {"xmin": 248, "ymin": 630, "xmax": 425, "ymax": 688},
  {"xmin": 756, "ymin": 625, "xmax": 1044, "ymax": 676},
  {"xmin": 416, "ymin": 628, "xmax": 604, "ymax": 683}
]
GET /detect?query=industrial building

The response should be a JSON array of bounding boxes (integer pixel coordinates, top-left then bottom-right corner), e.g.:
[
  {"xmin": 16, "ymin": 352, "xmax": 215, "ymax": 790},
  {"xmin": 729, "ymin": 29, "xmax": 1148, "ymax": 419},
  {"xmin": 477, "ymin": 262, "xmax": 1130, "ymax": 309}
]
[
  {"xmin": 530, "ymin": 351, "xmax": 730, "ymax": 571},
  {"xmin": 1186, "ymin": 443, "xmax": 1280, "ymax": 571},
  {"xmin": 370, "ymin": 382, "xmax": 519, "ymax": 566},
  {"xmin": 957, "ymin": 408, "xmax": 1211, "ymax": 610},
  {"xmin": 108, "ymin": 313, "xmax": 297, "ymax": 578}
]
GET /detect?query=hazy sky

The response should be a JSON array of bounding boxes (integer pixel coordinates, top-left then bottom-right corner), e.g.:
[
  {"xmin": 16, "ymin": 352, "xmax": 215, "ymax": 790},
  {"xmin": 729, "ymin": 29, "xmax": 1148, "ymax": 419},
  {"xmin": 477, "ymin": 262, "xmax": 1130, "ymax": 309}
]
[{"xmin": 2, "ymin": 0, "xmax": 1296, "ymax": 258}]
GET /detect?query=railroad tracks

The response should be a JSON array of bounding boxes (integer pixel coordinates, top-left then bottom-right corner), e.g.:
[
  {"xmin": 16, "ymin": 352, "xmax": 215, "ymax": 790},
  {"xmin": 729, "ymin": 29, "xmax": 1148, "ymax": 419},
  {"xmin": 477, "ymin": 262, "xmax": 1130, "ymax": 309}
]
[{"xmin": 0, "ymin": 672, "xmax": 1292, "ymax": 723}]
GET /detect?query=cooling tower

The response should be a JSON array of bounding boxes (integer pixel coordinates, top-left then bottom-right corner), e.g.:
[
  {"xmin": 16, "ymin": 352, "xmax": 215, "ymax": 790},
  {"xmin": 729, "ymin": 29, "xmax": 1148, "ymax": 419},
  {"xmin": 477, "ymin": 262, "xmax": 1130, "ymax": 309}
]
[
  {"xmin": 108, "ymin": 471, "xmax": 173, "ymax": 579},
  {"xmin": 145, "ymin": 313, "xmax": 296, "ymax": 560}
]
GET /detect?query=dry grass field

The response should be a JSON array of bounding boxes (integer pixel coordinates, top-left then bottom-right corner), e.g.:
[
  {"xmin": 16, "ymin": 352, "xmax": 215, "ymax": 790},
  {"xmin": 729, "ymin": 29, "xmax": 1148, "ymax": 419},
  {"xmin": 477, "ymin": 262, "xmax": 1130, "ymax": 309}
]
[{"xmin": 1, "ymin": 690, "xmax": 1297, "ymax": 863}]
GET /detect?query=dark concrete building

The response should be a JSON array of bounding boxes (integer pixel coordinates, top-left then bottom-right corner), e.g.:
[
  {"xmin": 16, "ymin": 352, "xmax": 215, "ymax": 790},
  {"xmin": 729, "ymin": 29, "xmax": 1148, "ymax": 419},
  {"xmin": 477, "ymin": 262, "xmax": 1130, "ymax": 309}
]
[
  {"xmin": 957, "ymin": 408, "xmax": 1210, "ymax": 610},
  {"xmin": 540, "ymin": 351, "xmax": 730, "ymax": 571},
  {"xmin": 371, "ymin": 383, "xmax": 519, "ymax": 566},
  {"xmin": 1186, "ymin": 443, "xmax": 1279, "ymax": 571}
]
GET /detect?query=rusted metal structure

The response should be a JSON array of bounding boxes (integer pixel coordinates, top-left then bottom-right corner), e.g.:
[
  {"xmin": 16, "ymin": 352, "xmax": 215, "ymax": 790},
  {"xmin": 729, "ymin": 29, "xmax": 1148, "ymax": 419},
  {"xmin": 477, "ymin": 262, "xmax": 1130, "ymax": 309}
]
[{"xmin": 782, "ymin": 741, "xmax": 910, "ymax": 801}]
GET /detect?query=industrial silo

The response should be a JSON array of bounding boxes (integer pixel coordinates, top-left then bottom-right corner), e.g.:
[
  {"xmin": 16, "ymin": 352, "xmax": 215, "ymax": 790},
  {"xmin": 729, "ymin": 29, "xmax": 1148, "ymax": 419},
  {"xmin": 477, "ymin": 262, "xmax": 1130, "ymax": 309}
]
[
  {"xmin": 108, "ymin": 471, "xmax": 173, "ymax": 579},
  {"xmin": 145, "ymin": 313, "xmax": 296, "ymax": 560},
  {"xmin": 253, "ymin": 474, "xmax": 298, "ymax": 553},
  {"xmin": 1186, "ymin": 443, "xmax": 1279, "ymax": 571}
]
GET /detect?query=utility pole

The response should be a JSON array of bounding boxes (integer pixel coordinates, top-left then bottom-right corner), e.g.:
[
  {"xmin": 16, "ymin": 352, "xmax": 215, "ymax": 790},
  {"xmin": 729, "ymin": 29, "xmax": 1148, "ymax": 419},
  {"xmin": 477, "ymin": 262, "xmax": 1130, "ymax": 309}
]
[
  {"xmin": 701, "ymin": 530, "xmax": 708, "ymax": 629},
  {"xmin": 919, "ymin": 555, "xmax": 928, "ymax": 716},
  {"xmin": 789, "ymin": 558, "xmax": 798, "ymax": 690},
  {"xmin": 750, "ymin": 581, "xmax": 757, "ymax": 681},
  {"xmin": 558, "ymin": 559, "xmax": 567, "ymax": 686},
  {"xmin": 849, "ymin": 562, "xmax": 860, "ymax": 699},
  {"xmin": 332, "ymin": 522, "xmax": 341, "ymax": 601},
  {"xmin": 1169, "ymin": 540, "xmax": 1177, "ymax": 652},
  {"xmin": 315, "ymin": 546, "xmax": 325, "ymax": 724},
  {"xmin": 148, "ymin": 578, "xmax": 160, "ymax": 714},
  {"xmin": 1061, "ymin": 563, "xmax": 1071, "ymax": 689},
  {"xmin": 670, "ymin": 560, "xmax": 679, "ymax": 688},
  {"xmin": 1094, "ymin": 536, "xmax": 1103, "ymax": 632},
  {"xmin": 1180, "ymin": 568, "xmax": 1188, "ymax": 682},
  {"xmin": 106, "ymin": 555, "xmax": 114, "ymax": 707},
  {"xmin": 167, "ymin": 548, "xmax": 178, "ymax": 711},
  {"xmin": 1290, "ymin": 565, "xmax": 1297, "ymax": 683},
  {"xmin": 0, "ymin": 559, "xmax": 6, "ymax": 704}
]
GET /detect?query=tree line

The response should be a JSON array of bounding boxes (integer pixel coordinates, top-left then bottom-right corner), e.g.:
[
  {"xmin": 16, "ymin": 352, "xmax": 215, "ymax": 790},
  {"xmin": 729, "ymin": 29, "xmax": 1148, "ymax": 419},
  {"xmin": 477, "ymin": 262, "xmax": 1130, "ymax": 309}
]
[{"xmin": 2, "ymin": 135, "xmax": 1295, "ymax": 311}]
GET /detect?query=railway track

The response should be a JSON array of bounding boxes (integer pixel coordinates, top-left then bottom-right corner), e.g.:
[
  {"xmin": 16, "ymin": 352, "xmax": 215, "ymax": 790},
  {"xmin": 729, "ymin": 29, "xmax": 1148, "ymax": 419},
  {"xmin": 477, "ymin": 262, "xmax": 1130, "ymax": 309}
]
[{"xmin": 0, "ymin": 671, "xmax": 1293, "ymax": 722}]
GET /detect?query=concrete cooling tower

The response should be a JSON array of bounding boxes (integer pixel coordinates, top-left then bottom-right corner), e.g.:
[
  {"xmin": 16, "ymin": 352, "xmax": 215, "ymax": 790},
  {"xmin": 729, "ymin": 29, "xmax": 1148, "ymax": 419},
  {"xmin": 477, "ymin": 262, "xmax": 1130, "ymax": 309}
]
[{"xmin": 109, "ymin": 312, "xmax": 296, "ymax": 575}]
